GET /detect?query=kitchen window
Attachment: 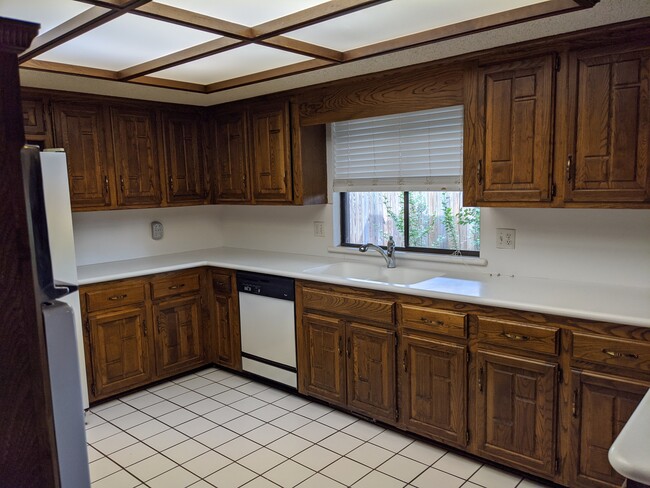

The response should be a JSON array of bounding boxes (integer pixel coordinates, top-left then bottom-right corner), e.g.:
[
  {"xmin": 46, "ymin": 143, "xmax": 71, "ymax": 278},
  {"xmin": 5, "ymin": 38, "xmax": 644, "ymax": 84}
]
[{"xmin": 333, "ymin": 106, "xmax": 480, "ymax": 256}]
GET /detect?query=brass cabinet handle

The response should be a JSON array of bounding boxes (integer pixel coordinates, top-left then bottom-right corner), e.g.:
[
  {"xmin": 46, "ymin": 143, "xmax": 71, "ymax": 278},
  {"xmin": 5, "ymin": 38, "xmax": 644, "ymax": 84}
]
[
  {"xmin": 169, "ymin": 176, "xmax": 174, "ymax": 193},
  {"xmin": 403, "ymin": 350, "xmax": 408, "ymax": 372},
  {"xmin": 142, "ymin": 319, "xmax": 147, "ymax": 337},
  {"xmin": 602, "ymin": 349, "xmax": 639, "ymax": 360},
  {"xmin": 214, "ymin": 281, "xmax": 225, "ymax": 287},
  {"xmin": 338, "ymin": 337, "xmax": 343, "ymax": 357},
  {"xmin": 478, "ymin": 367, "xmax": 484, "ymax": 392},
  {"xmin": 103, "ymin": 175, "xmax": 109, "ymax": 195},
  {"xmin": 572, "ymin": 389, "xmax": 579, "ymax": 418},
  {"xmin": 502, "ymin": 332, "xmax": 530, "ymax": 341},
  {"xmin": 168, "ymin": 284, "xmax": 185, "ymax": 290},
  {"xmin": 120, "ymin": 175, "xmax": 125, "ymax": 192},
  {"xmin": 108, "ymin": 294, "xmax": 127, "ymax": 301},
  {"xmin": 566, "ymin": 155, "xmax": 573, "ymax": 182},
  {"xmin": 477, "ymin": 159, "xmax": 483, "ymax": 185},
  {"xmin": 347, "ymin": 338, "xmax": 351, "ymax": 359},
  {"xmin": 420, "ymin": 317, "xmax": 445, "ymax": 327}
]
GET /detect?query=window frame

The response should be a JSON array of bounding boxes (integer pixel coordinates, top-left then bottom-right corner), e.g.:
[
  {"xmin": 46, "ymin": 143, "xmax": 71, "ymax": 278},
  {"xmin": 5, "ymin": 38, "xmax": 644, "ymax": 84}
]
[{"xmin": 339, "ymin": 191, "xmax": 480, "ymax": 257}]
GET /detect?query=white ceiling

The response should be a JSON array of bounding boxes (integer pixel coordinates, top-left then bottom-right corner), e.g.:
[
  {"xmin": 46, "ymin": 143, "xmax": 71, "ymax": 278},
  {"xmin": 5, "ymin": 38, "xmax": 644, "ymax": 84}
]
[{"xmin": 6, "ymin": 0, "xmax": 650, "ymax": 105}]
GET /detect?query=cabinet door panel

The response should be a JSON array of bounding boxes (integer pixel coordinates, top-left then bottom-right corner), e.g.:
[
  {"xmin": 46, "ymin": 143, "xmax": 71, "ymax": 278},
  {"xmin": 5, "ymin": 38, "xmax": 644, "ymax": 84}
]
[
  {"xmin": 566, "ymin": 48, "xmax": 650, "ymax": 203},
  {"xmin": 298, "ymin": 313, "xmax": 346, "ymax": 406},
  {"xmin": 154, "ymin": 294, "xmax": 204, "ymax": 377},
  {"xmin": 250, "ymin": 102, "xmax": 292, "ymax": 203},
  {"xmin": 214, "ymin": 111, "xmax": 251, "ymax": 202},
  {"xmin": 162, "ymin": 112, "xmax": 207, "ymax": 204},
  {"xmin": 347, "ymin": 322, "xmax": 396, "ymax": 422},
  {"xmin": 52, "ymin": 101, "xmax": 112, "ymax": 209},
  {"xmin": 570, "ymin": 371, "xmax": 649, "ymax": 488},
  {"xmin": 400, "ymin": 333, "xmax": 467, "ymax": 446},
  {"xmin": 476, "ymin": 350, "xmax": 557, "ymax": 476},
  {"xmin": 478, "ymin": 55, "xmax": 554, "ymax": 202},
  {"xmin": 111, "ymin": 107, "xmax": 161, "ymax": 207},
  {"xmin": 214, "ymin": 293, "xmax": 241, "ymax": 370},
  {"xmin": 89, "ymin": 306, "xmax": 151, "ymax": 398}
]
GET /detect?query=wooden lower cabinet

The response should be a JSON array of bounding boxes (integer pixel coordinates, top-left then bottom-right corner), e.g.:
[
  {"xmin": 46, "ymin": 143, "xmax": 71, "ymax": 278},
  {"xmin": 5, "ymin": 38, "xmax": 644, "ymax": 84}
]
[
  {"xmin": 210, "ymin": 270, "xmax": 241, "ymax": 370},
  {"xmin": 88, "ymin": 305, "xmax": 152, "ymax": 399},
  {"xmin": 347, "ymin": 322, "xmax": 396, "ymax": 422},
  {"xmin": 570, "ymin": 370, "xmax": 650, "ymax": 488},
  {"xmin": 153, "ymin": 294, "xmax": 204, "ymax": 377},
  {"xmin": 399, "ymin": 332, "xmax": 467, "ymax": 447},
  {"xmin": 475, "ymin": 350, "xmax": 558, "ymax": 477},
  {"xmin": 299, "ymin": 313, "xmax": 346, "ymax": 406}
]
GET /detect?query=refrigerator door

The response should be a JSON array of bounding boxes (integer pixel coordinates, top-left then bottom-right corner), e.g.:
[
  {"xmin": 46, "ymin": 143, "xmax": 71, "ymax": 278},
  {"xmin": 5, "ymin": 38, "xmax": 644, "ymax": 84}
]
[
  {"xmin": 43, "ymin": 301, "xmax": 90, "ymax": 488},
  {"xmin": 39, "ymin": 150, "xmax": 88, "ymax": 407}
]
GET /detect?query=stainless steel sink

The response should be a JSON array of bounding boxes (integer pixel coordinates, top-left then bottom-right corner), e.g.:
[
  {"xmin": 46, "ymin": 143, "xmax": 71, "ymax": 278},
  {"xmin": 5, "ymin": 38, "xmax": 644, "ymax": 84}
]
[{"xmin": 303, "ymin": 262, "xmax": 443, "ymax": 286}]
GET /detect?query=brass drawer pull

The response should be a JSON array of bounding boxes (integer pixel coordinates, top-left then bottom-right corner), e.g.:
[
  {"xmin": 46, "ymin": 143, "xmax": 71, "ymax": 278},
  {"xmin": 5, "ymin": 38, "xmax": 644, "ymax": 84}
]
[
  {"xmin": 168, "ymin": 284, "xmax": 186, "ymax": 290},
  {"xmin": 214, "ymin": 281, "xmax": 225, "ymax": 287},
  {"xmin": 602, "ymin": 349, "xmax": 639, "ymax": 360},
  {"xmin": 108, "ymin": 294, "xmax": 127, "ymax": 301},
  {"xmin": 420, "ymin": 317, "xmax": 445, "ymax": 327},
  {"xmin": 502, "ymin": 332, "xmax": 529, "ymax": 341}
]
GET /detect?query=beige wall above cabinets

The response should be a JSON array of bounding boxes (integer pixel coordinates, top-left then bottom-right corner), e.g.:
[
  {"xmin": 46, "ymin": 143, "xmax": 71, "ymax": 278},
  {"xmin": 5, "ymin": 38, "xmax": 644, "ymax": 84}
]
[{"xmin": 22, "ymin": 19, "xmax": 650, "ymax": 211}]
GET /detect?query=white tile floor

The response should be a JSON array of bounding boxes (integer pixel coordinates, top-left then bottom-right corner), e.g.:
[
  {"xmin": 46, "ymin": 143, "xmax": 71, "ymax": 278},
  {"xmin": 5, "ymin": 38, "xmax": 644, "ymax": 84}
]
[{"xmin": 86, "ymin": 367, "xmax": 553, "ymax": 488}]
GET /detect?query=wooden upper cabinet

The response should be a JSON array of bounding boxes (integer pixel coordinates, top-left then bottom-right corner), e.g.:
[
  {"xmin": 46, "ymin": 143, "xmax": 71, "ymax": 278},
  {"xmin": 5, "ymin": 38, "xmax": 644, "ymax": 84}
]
[
  {"xmin": 565, "ymin": 46, "xmax": 650, "ymax": 204},
  {"xmin": 249, "ymin": 101, "xmax": 293, "ymax": 203},
  {"xmin": 110, "ymin": 107, "xmax": 162, "ymax": 207},
  {"xmin": 213, "ymin": 110, "xmax": 251, "ymax": 203},
  {"xmin": 22, "ymin": 94, "xmax": 52, "ymax": 149},
  {"xmin": 52, "ymin": 100, "xmax": 113, "ymax": 210},
  {"xmin": 570, "ymin": 371, "xmax": 649, "ymax": 488},
  {"xmin": 476, "ymin": 350, "xmax": 557, "ymax": 477},
  {"xmin": 161, "ymin": 111, "xmax": 208, "ymax": 205},
  {"xmin": 346, "ymin": 322, "xmax": 396, "ymax": 423},
  {"xmin": 477, "ymin": 55, "xmax": 555, "ymax": 203}
]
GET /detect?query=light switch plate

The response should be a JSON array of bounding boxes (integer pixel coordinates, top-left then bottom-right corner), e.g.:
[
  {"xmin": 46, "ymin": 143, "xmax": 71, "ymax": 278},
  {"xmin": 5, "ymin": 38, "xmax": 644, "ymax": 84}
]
[
  {"xmin": 151, "ymin": 221, "xmax": 164, "ymax": 240},
  {"xmin": 313, "ymin": 221, "xmax": 325, "ymax": 237},
  {"xmin": 496, "ymin": 228, "xmax": 515, "ymax": 249}
]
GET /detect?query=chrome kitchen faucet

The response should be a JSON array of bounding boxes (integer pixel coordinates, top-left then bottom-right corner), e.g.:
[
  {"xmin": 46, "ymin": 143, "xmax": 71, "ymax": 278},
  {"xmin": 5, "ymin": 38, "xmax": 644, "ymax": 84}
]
[{"xmin": 359, "ymin": 236, "xmax": 397, "ymax": 268}]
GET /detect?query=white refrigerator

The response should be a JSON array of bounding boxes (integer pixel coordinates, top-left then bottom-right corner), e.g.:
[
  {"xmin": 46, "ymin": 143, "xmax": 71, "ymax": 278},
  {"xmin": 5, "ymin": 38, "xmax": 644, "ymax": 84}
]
[{"xmin": 22, "ymin": 146, "xmax": 90, "ymax": 488}]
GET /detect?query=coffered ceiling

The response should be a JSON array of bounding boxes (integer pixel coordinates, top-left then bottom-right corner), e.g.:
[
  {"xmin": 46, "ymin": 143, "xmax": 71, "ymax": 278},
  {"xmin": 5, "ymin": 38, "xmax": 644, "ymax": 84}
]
[{"xmin": 3, "ymin": 0, "xmax": 599, "ymax": 96}]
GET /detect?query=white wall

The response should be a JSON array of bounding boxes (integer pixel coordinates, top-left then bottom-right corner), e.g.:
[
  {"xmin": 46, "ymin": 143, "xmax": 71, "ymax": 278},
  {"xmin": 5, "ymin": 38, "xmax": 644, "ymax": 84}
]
[{"xmin": 73, "ymin": 206, "xmax": 223, "ymax": 266}]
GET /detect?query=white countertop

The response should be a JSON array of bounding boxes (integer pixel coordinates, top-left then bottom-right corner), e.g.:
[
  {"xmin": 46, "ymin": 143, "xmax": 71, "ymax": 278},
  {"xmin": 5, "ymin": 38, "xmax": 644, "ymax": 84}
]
[
  {"xmin": 609, "ymin": 388, "xmax": 650, "ymax": 484},
  {"xmin": 77, "ymin": 247, "xmax": 650, "ymax": 328}
]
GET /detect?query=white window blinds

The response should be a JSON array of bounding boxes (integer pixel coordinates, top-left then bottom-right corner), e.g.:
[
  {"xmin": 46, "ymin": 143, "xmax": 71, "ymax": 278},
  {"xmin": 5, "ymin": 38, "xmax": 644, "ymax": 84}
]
[{"xmin": 332, "ymin": 105, "xmax": 463, "ymax": 192}]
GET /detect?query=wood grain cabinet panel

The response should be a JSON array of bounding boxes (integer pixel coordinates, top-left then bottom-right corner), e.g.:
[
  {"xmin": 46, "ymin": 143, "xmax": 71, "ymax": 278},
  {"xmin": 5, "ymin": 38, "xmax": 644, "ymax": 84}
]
[
  {"xmin": 153, "ymin": 294, "xmax": 204, "ymax": 377},
  {"xmin": 161, "ymin": 111, "xmax": 208, "ymax": 204},
  {"xmin": 88, "ymin": 306, "xmax": 152, "ymax": 399},
  {"xmin": 110, "ymin": 107, "xmax": 162, "ymax": 207},
  {"xmin": 299, "ymin": 313, "xmax": 346, "ymax": 406},
  {"xmin": 210, "ymin": 270, "xmax": 241, "ymax": 370},
  {"xmin": 565, "ymin": 47, "xmax": 650, "ymax": 203},
  {"xmin": 400, "ymin": 333, "xmax": 467, "ymax": 446},
  {"xmin": 477, "ymin": 55, "xmax": 555, "ymax": 203},
  {"xmin": 22, "ymin": 94, "xmax": 52, "ymax": 148},
  {"xmin": 213, "ymin": 110, "xmax": 251, "ymax": 203},
  {"xmin": 52, "ymin": 100, "xmax": 113, "ymax": 209},
  {"xmin": 476, "ymin": 350, "xmax": 557, "ymax": 476},
  {"xmin": 347, "ymin": 322, "xmax": 396, "ymax": 422},
  {"xmin": 570, "ymin": 371, "xmax": 650, "ymax": 488}
]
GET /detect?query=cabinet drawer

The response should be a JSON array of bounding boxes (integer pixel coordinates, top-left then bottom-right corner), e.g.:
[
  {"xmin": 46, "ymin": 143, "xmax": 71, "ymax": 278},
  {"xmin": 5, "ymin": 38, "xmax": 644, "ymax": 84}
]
[
  {"xmin": 85, "ymin": 283, "xmax": 145, "ymax": 312},
  {"xmin": 573, "ymin": 332, "xmax": 650, "ymax": 372},
  {"xmin": 212, "ymin": 273, "xmax": 232, "ymax": 294},
  {"xmin": 477, "ymin": 317, "xmax": 559, "ymax": 355},
  {"xmin": 302, "ymin": 288, "xmax": 394, "ymax": 326},
  {"xmin": 401, "ymin": 305, "xmax": 467, "ymax": 338},
  {"xmin": 151, "ymin": 272, "xmax": 200, "ymax": 300}
]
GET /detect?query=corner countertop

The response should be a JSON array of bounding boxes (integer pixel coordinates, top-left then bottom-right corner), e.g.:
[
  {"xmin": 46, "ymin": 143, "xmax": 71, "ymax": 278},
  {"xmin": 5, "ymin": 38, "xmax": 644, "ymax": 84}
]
[
  {"xmin": 77, "ymin": 247, "xmax": 650, "ymax": 328},
  {"xmin": 609, "ymin": 388, "xmax": 650, "ymax": 485}
]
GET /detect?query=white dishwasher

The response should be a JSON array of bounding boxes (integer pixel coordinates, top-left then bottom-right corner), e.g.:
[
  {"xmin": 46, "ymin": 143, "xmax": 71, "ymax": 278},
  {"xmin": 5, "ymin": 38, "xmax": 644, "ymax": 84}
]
[{"xmin": 237, "ymin": 271, "xmax": 297, "ymax": 388}]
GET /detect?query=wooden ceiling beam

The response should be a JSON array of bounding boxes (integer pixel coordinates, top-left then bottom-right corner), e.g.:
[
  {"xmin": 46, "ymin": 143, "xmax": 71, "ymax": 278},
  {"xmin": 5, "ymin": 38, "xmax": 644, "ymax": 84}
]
[
  {"xmin": 206, "ymin": 59, "xmax": 333, "ymax": 93},
  {"xmin": 19, "ymin": 0, "xmax": 152, "ymax": 62},
  {"xmin": 343, "ymin": 0, "xmax": 589, "ymax": 61},
  {"xmin": 251, "ymin": 0, "xmax": 390, "ymax": 38},
  {"xmin": 260, "ymin": 37, "xmax": 344, "ymax": 62},
  {"xmin": 118, "ymin": 37, "xmax": 244, "ymax": 80},
  {"xmin": 133, "ymin": 2, "xmax": 253, "ymax": 39},
  {"xmin": 127, "ymin": 75, "xmax": 207, "ymax": 93},
  {"xmin": 20, "ymin": 58, "xmax": 119, "ymax": 80}
]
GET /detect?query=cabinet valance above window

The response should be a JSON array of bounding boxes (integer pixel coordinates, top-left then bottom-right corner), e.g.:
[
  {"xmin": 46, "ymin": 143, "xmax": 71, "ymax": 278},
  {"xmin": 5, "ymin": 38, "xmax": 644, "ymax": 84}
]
[{"xmin": 332, "ymin": 105, "xmax": 463, "ymax": 192}]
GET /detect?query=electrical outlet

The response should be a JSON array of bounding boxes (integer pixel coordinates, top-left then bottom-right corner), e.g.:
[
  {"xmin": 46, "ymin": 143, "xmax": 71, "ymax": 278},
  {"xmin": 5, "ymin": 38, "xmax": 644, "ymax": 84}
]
[
  {"xmin": 496, "ymin": 228, "xmax": 515, "ymax": 249},
  {"xmin": 313, "ymin": 221, "xmax": 325, "ymax": 237},
  {"xmin": 151, "ymin": 221, "xmax": 164, "ymax": 240}
]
